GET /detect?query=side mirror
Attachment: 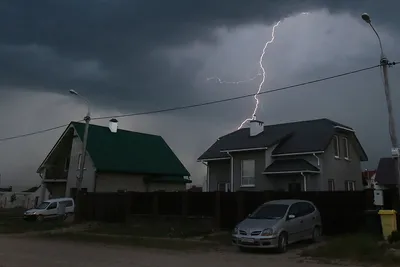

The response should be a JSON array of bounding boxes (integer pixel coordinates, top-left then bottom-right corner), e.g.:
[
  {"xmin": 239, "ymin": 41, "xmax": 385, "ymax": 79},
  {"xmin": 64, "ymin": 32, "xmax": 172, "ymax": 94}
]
[{"xmin": 288, "ymin": 214, "xmax": 296, "ymax": 219}]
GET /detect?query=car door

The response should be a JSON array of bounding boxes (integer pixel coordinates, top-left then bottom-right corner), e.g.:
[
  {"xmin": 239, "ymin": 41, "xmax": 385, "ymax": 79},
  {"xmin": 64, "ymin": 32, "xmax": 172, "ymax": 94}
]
[
  {"xmin": 298, "ymin": 202, "xmax": 315, "ymax": 239},
  {"xmin": 285, "ymin": 202, "xmax": 305, "ymax": 243},
  {"xmin": 46, "ymin": 202, "xmax": 58, "ymax": 218}
]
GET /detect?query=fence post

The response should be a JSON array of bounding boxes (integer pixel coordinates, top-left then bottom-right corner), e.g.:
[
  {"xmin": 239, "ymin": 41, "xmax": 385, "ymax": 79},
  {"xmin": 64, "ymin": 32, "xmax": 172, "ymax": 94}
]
[
  {"xmin": 152, "ymin": 192, "xmax": 159, "ymax": 215},
  {"xmin": 214, "ymin": 191, "xmax": 221, "ymax": 229},
  {"xmin": 182, "ymin": 192, "xmax": 188, "ymax": 216},
  {"xmin": 236, "ymin": 191, "xmax": 245, "ymax": 222}
]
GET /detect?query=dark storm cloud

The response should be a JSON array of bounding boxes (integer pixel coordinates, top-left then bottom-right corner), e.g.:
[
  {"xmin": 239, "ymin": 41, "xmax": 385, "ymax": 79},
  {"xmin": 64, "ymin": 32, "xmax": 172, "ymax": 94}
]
[{"xmin": 0, "ymin": 0, "xmax": 398, "ymax": 110}]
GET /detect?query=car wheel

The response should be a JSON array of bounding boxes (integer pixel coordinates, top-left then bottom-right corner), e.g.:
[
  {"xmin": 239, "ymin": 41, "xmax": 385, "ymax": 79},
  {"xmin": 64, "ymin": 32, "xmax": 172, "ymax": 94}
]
[
  {"xmin": 277, "ymin": 232, "xmax": 288, "ymax": 253},
  {"xmin": 311, "ymin": 226, "xmax": 321, "ymax": 243},
  {"xmin": 36, "ymin": 215, "xmax": 44, "ymax": 222}
]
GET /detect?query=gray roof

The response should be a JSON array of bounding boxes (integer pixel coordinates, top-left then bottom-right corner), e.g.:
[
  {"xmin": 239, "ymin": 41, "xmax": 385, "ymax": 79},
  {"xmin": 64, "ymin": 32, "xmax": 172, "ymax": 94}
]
[
  {"xmin": 264, "ymin": 159, "xmax": 320, "ymax": 174},
  {"xmin": 198, "ymin": 118, "xmax": 368, "ymax": 161},
  {"xmin": 375, "ymin": 157, "xmax": 398, "ymax": 185}
]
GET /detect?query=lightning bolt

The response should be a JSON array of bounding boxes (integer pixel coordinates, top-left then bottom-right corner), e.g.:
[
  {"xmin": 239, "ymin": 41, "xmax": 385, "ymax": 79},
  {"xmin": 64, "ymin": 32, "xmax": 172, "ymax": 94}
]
[
  {"xmin": 206, "ymin": 71, "xmax": 261, "ymax": 84},
  {"xmin": 237, "ymin": 20, "xmax": 281, "ymax": 129}
]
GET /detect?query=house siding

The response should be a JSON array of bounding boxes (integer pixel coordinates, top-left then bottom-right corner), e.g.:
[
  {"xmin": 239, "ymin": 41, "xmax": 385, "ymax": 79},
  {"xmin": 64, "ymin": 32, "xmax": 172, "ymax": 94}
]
[
  {"xmin": 208, "ymin": 148, "xmax": 326, "ymax": 192},
  {"xmin": 232, "ymin": 150, "xmax": 269, "ymax": 191},
  {"xmin": 208, "ymin": 160, "xmax": 230, "ymax": 191},
  {"xmin": 321, "ymin": 134, "xmax": 362, "ymax": 191},
  {"xmin": 65, "ymin": 131, "xmax": 96, "ymax": 196}
]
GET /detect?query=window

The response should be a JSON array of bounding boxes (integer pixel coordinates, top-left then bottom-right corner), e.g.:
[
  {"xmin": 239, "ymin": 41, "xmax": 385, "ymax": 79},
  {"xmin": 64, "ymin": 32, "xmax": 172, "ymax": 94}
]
[
  {"xmin": 77, "ymin": 154, "xmax": 82, "ymax": 169},
  {"xmin": 288, "ymin": 203, "xmax": 302, "ymax": 217},
  {"xmin": 249, "ymin": 204, "xmax": 289, "ymax": 219},
  {"xmin": 241, "ymin": 160, "xmax": 255, "ymax": 187},
  {"xmin": 47, "ymin": 202, "xmax": 57, "ymax": 210},
  {"xmin": 288, "ymin": 182, "xmax": 301, "ymax": 192},
  {"xmin": 60, "ymin": 200, "xmax": 73, "ymax": 207},
  {"xmin": 333, "ymin": 135, "xmax": 340, "ymax": 158},
  {"xmin": 345, "ymin": 180, "xmax": 356, "ymax": 191},
  {"xmin": 217, "ymin": 182, "xmax": 231, "ymax": 192},
  {"xmin": 298, "ymin": 202, "xmax": 315, "ymax": 217},
  {"xmin": 342, "ymin": 137, "xmax": 349, "ymax": 159},
  {"xmin": 64, "ymin": 157, "xmax": 70, "ymax": 171},
  {"xmin": 328, "ymin": 179, "xmax": 335, "ymax": 191}
]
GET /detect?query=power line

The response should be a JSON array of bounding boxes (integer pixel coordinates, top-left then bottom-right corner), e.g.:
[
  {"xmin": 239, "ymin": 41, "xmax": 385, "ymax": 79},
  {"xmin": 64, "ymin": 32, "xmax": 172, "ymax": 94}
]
[
  {"xmin": 93, "ymin": 63, "xmax": 385, "ymax": 121},
  {"xmin": 0, "ymin": 62, "xmax": 393, "ymax": 142}
]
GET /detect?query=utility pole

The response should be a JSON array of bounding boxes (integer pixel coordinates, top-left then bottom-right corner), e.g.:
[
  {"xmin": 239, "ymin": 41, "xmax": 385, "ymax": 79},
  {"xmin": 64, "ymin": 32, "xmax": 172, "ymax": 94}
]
[
  {"xmin": 69, "ymin": 89, "xmax": 91, "ymax": 193},
  {"xmin": 362, "ymin": 13, "xmax": 400, "ymax": 198}
]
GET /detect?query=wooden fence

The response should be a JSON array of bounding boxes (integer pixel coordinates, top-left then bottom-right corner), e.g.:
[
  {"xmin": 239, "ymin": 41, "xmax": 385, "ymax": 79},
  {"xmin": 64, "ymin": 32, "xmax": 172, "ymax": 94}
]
[{"xmin": 76, "ymin": 189, "xmax": 389, "ymax": 236}]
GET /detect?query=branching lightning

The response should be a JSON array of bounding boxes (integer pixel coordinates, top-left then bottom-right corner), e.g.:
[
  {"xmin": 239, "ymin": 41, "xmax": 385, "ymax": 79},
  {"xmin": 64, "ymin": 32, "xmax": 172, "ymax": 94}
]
[
  {"xmin": 237, "ymin": 20, "xmax": 281, "ymax": 129},
  {"xmin": 206, "ymin": 71, "xmax": 262, "ymax": 84},
  {"xmin": 208, "ymin": 12, "xmax": 309, "ymax": 130}
]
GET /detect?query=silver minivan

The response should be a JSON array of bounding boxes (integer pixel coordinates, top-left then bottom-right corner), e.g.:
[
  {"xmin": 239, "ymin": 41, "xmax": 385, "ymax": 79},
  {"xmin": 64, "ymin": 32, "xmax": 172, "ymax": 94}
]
[
  {"xmin": 23, "ymin": 197, "xmax": 75, "ymax": 221},
  {"xmin": 232, "ymin": 199, "xmax": 322, "ymax": 253}
]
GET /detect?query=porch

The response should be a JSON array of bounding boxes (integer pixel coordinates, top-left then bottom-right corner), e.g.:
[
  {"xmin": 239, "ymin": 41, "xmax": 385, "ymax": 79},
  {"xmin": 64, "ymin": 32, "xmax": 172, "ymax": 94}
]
[
  {"xmin": 38, "ymin": 127, "xmax": 75, "ymax": 198},
  {"xmin": 263, "ymin": 158, "xmax": 320, "ymax": 192}
]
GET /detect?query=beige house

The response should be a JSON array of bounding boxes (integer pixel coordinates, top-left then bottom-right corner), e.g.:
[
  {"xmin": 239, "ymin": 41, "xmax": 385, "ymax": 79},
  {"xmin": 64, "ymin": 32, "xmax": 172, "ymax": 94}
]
[{"xmin": 37, "ymin": 120, "xmax": 191, "ymax": 199}]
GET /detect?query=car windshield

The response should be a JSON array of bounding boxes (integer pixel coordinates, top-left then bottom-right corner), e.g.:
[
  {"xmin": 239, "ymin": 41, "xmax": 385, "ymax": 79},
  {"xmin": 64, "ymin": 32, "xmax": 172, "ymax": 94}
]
[
  {"xmin": 36, "ymin": 202, "xmax": 50, "ymax": 209},
  {"xmin": 248, "ymin": 204, "xmax": 289, "ymax": 219}
]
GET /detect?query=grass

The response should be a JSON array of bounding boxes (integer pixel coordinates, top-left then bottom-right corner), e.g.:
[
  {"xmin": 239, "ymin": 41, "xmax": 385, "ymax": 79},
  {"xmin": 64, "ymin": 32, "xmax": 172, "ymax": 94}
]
[
  {"xmin": 0, "ymin": 208, "xmax": 69, "ymax": 234},
  {"xmin": 37, "ymin": 231, "xmax": 225, "ymax": 251},
  {"xmin": 301, "ymin": 233, "xmax": 400, "ymax": 266},
  {"xmin": 85, "ymin": 221, "xmax": 215, "ymax": 238}
]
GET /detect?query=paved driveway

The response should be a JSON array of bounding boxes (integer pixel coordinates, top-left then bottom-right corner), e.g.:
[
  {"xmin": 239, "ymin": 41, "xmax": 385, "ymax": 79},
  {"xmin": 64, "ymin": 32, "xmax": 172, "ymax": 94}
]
[{"xmin": 0, "ymin": 236, "xmax": 340, "ymax": 267}]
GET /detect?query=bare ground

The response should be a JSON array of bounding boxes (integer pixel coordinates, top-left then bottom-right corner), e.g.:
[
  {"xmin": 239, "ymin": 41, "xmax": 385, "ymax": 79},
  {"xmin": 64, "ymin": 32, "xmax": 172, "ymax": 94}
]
[{"xmin": 0, "ymin": 235, "xmax": 356, "ymax": 267}]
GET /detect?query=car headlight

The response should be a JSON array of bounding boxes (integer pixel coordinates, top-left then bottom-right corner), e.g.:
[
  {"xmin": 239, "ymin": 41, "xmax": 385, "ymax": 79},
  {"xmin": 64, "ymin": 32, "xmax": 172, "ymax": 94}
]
[
  {"xmin": 232, "ymin": 227, "xmax": 238, "ymax": 234},
  {"xmin": 261, "ymin": 228, "xmax": 273, "ymax": 236}
]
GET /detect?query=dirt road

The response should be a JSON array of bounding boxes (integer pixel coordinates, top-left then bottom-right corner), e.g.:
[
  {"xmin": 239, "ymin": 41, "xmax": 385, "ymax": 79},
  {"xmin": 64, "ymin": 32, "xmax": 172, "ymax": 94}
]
[{"xmin": 0, "ymin": 236, "xmax": 339, "ymax": 267}]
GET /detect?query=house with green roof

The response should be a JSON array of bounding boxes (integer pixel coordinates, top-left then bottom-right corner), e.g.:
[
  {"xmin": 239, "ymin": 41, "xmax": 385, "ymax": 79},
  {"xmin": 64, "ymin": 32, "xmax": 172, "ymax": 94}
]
[{"xmin": 37, "ymin": 120, "xmax": 191, "ymax": 198}]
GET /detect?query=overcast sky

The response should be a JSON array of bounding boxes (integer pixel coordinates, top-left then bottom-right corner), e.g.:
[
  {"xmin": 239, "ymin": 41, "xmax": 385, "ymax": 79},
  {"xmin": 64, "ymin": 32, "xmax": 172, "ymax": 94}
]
[{"xmin": 0, "ymin": 0, "xmax": 400, "ymax": 188}]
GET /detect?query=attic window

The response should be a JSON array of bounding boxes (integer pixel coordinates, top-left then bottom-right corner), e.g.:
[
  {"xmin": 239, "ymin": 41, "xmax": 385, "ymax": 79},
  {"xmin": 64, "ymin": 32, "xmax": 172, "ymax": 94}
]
[
  {"xmin": 333, "ymin": 135, "xmax": 340, "ymax": 158},
  {"xmin": 342, "ymin": 137, "xmax": 349, "ymax": 160}
]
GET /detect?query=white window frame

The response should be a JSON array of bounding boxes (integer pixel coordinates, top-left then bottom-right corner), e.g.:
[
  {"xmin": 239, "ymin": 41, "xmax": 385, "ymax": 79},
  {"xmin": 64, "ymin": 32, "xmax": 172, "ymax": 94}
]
[
  {"xmin": 342, "ymin": 137, "xmax": 349, "ymax": 160},
  {"xmin": 333, "ymin": 135, "xmax": 340, "ymax": 159},
  {"xmin": 345, "ymin": 180, "xmax": 356, "ymax": 191},
  {"xmin": 217, "ymin": 182, "xmax": 231, "ymax": 192},
  {"xmin": 328, "ymin": 179, "xmax": 335, "ymax": 191},
  {"xmin": 241, "ymin": 160, "xmax": 255, "ymax": 187}
]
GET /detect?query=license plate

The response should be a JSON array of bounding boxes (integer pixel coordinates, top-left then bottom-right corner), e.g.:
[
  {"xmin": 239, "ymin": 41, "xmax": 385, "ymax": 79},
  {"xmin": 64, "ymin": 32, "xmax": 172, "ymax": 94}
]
[{"xmin": 240, "ymin": 238, "xmax": 254, "ymax": 243}]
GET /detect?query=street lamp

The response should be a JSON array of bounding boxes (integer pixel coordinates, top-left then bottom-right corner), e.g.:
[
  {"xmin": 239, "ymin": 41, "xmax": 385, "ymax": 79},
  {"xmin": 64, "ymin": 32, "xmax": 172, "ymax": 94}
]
[
  {"xmin": 361, "ymin": 13, "xmax": 400, "ymax": 191},
  {"xmin": 69, "ymin": 89, "xmax": 91, "ymax": 193}
]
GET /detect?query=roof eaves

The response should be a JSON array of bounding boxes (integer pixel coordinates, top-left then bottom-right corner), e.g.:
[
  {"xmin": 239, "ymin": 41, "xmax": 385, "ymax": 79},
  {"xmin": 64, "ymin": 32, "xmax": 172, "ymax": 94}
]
[
  {"xmin": 36, "ymin": 122, "xmax": 74, "ymax": 173},
  {"xmin": 220, "ymin": 147, "xmax": 268, "ymax": 153}
]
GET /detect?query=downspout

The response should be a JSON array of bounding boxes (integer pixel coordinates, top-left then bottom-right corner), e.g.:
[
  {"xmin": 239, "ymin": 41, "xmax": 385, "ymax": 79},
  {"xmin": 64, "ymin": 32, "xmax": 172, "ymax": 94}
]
[
  {"xmin": 313, "ymin": 153, "xmax": 321, "ymax": 190},
  {"xmin": 201, "ymin": 161, "xmax": 209, "ymax": 192},
  {"xmin": 313, "ymin": 153, "xmax": 320, "ymax": 166},
  {"xmin": 301, "ymin": 172, "xmax": 307, "ymax": 192},
  {"xmin": 227, "ymin": 152, "xmax": 234, "ymax": 192}
]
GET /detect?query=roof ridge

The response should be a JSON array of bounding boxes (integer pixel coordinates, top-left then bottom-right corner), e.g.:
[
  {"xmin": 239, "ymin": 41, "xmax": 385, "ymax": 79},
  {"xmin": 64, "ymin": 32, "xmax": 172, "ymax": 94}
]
[{"xmin": 71, "ymin": 121, "xmax": 162, "ymax": 138}]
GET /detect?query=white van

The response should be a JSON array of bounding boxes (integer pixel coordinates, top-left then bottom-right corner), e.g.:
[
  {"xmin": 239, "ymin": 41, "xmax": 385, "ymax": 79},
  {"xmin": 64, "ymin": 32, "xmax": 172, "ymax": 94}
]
[{"xmin": 23, "ymin": 197, "xmax": 75, "ymax": 221}]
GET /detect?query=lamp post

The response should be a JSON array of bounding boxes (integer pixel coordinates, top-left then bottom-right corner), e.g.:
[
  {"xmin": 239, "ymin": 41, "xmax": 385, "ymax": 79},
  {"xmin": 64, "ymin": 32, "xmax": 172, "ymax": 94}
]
[
  {"xmin": 361, "ymin": 13, "xmax": 400, "ymax": 193},
  {"xmin": 69, "ymin": 89, "xmax": 91, "ymax": 193}
]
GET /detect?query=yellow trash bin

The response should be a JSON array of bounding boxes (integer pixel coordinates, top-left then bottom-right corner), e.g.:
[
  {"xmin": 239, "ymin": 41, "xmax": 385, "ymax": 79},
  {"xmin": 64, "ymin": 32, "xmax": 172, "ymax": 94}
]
[{"xmin": 378, "ymin": 209, "xmax": 397, "ymax": 240}]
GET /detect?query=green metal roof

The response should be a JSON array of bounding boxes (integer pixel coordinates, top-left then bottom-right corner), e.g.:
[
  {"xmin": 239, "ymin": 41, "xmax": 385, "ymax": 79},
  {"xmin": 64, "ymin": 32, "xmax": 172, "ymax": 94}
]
[{"xmin": 71, "ymin": 122, "xmax": 190, "ymax": 177}]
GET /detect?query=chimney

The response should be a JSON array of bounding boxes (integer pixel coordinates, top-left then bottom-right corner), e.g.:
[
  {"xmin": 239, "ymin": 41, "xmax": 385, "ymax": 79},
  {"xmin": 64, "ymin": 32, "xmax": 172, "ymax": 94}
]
[
  {"xmin": 249, "ymin": 117, "xmax": 264, "ymax": 136},
  {"xmin": 109, "ymin": 118, "xmax": 118, "ymax": 133}
]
